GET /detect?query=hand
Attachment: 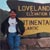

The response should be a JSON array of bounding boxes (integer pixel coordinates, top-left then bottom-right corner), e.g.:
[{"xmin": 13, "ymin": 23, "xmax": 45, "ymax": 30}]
[
  {"xmin": 18, "ymin": 34, "xmax": 21, "ymax": 36},
  {"xmin": 3, "ymin": 34, "xmax": 7, "ymax": 41}
]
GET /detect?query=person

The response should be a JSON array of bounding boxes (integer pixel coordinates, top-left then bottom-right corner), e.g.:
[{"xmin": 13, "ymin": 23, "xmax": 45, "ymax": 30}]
[{"xmin": 1, "ymin": 9, "xmax": 25, "ymax": 50}]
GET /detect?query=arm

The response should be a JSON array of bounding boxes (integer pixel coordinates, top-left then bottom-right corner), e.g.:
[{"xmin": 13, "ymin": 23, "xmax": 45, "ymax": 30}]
[
  {"xmin": 18, "ymin": 21, "xmax": 25, "ymax": 35},
  {"xmin": 1, "ymin": 17, "xmax": 9, "ymax": 35},
  {"xmin": 1, "ymin": 21, "xmax": 5, "ymax": 35}
]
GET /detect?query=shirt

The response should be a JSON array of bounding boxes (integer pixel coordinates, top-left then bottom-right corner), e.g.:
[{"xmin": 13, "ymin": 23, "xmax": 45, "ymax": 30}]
[{"xmin": 8, "ymin": 17, "xmax": 18, "ymax": 33}]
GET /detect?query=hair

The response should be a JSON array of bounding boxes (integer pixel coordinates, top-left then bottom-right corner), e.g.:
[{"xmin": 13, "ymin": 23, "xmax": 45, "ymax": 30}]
[{"xmin": 9, "ymin": 9, "xmax": 16, "ymax": 14}]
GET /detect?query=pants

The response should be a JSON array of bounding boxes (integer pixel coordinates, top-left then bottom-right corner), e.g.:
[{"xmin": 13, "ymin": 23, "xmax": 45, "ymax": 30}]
[{"xmin": 7, "ymin": 33, "xmax": 20, "ymax": 50}]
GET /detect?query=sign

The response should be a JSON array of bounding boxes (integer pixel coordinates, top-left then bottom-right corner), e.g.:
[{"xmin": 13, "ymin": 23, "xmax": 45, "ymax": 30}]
[{"xmin": 7, "ymin": 1, "xmax": 50, "ymax": 35}]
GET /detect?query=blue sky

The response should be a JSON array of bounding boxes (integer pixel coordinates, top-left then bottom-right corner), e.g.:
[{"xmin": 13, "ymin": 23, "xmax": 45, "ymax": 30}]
[
  {"xmin": 0, "ymin": 0, "xmax": 50, "ymax": 11},
  {"xmin": 0, "ymin": 0, "xmax": 10, "ymax": 11}
]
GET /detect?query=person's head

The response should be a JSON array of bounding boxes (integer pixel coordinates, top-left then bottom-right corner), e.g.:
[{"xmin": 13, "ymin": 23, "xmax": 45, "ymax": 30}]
[{"xmin": 9, "ymin": 9, "xmax": 16, "ymax": 18}]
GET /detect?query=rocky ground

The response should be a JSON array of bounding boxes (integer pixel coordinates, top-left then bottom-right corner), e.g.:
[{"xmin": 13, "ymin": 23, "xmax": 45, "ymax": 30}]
[{"xmin": 0, "ymin": 37, "xmax": 50, "ymax": 50}]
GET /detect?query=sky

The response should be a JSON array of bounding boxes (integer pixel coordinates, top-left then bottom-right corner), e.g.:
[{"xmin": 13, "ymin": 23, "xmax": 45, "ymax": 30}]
[
  {"xmin": 19, "ymin": 0, "xmax": 50, "ymax": 3},
  {"xmin": 0, "ymin": 0, "xmax": 10, "ymax": 11},
  {"xmin": 0, "ymin": 0, "xmax": 50, "ymax": 11}
]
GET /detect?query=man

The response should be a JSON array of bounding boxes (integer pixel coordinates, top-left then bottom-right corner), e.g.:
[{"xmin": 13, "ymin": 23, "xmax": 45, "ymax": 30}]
[{"xmin": 1, "ymin": 9, "xmax": 25, "ymax": 50}]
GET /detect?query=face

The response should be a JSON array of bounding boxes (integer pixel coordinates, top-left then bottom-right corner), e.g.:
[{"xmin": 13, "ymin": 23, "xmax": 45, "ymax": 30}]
[{"xmin": 9, "ymin": 11, "xmax": 16, "ymax": 18}]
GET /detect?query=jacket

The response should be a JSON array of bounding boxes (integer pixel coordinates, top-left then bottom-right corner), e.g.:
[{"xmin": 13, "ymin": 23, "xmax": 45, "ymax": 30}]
[{"xmin": 1, "ymin": 17, "xmax": 25, "ymax": 35}]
